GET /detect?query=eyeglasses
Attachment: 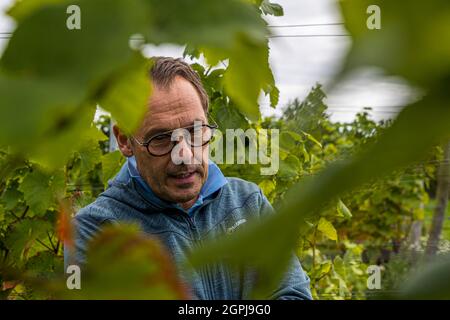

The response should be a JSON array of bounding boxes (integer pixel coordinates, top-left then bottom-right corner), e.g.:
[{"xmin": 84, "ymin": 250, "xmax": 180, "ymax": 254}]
[{"xmin": 131, "ymin": 121, "xmax": 218, "ymax": 157}]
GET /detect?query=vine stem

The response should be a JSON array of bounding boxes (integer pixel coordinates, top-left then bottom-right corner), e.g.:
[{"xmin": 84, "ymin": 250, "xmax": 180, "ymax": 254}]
[
  {"xmin": 55, "ymin": 240, "xmax": 60, "ymax": 255},
  {"xmin": 36, "ymin": 239, "xmax": 53, "ymax": 252},
  {"xmin": 47, "ymin": 231, "xmax": 56, "ymax": 252},
  {"xmin": 20, "ymin": 206, "xmax": 29, "ymax": 219}
]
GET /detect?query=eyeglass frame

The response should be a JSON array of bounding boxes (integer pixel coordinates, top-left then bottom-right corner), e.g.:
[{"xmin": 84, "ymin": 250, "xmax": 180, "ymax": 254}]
[{"xmin": 130, "ymin": 119, "xmax": 219, "ymax": 157}]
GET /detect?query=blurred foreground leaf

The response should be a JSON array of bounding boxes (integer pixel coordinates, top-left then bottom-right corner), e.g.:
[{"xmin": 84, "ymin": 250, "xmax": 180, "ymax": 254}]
[
  {"xmin": 399, "ymin": 255, "xmax": 450, "ymax": 299},
  {"xmin": 189, "ymin": 91, "xmax": 450, "ymax": 297},
  {"xmin": 58, "ymin": 224, "xmax": 189, "ymax": 299},
  {"xmin": 0, "ymin": 0, "xmax": 274, "ymax": 165},
  {"xmin": 189, "ymin": 0, "xmax": 450, "ymax": 298},
  {"xmin": 339, "ymin": 0, "xmax": 450, "ymax": 87}
]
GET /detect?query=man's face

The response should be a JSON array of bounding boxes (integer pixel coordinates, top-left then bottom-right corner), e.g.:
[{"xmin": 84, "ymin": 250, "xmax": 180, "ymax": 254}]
[{"xmin": 128, "ymin": 76, "xmax": 209, "ymax": 208}]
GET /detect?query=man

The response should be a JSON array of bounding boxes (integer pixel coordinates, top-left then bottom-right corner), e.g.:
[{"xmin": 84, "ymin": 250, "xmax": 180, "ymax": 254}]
[{"xmin": 66, "ymin": 57, "xmax": 312, "ymax": 300}]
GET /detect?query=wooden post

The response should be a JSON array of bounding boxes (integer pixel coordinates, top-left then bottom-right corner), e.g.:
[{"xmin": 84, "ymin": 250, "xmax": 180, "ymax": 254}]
[{"xmin": 425, "ymin": 141, "xmax": 450, "ymax": 257}]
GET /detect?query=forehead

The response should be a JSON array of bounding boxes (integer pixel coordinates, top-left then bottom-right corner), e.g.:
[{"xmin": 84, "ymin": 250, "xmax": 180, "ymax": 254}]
[{"xmin": 138, "ymin": 76, "xmax": 206, "ymax": 136}]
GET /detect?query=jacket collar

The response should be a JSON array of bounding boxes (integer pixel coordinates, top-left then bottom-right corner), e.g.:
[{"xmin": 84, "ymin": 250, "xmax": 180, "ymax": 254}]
[{"xmin": 110, "ymin": 156, "xmax": 227, "ymax": 214}]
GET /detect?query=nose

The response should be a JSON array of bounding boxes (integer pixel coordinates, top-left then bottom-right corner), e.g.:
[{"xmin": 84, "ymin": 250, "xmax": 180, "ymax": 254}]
[
  {"xmin": 170, "ymin": 134, "xmax": 194, "ymax": 165},
  {"xmin": 177, "ymin": 136, "xmax": 193, "ymax": 160}
]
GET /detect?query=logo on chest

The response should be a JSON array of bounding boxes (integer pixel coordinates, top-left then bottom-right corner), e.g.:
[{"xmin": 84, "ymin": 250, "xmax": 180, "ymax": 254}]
[{"xmin": 226, "ymin": 218, "xmax": 247, "ymax": 234}]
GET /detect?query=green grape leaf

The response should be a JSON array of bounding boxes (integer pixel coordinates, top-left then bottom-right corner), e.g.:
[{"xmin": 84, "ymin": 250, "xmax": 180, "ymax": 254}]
[
  {"xmin": 26, "ymin": 103, "xmax": 97, "ymax": 169},
  {"xmin": 339, "ymin": 0, "xmax": 450, "ymax": 87},
  {"xmin": 142, "ymin": 0, "xmax": 267, "ymax": 48},
  {"xmin": 223, "ymin": 38, "xmax": 275, "ymax": 121},
  {"xmin": 317, "ymin": 217, "xmax": 338, "ymax": 241},
  {"xmin": 19, "ymin": 171, "xmax": 54, "ymax": 216},
  {"xmin": 101, "ymin": 151, "xmax": 125, "ymax": 188},
  {"xmin": 97, "ymin": 55, "xmax": 151, "ymax": 134},
  {"xmin": 258, "ymin": 179, "xmax": 276, "ymax": 197},
  {"xmin": 25, "ymin": 251, "xmax": 63, "ymax": 278},
  {"xmin": 0, "ymin": 75, "xmax": 85, "ymax": 154},
  {"xmin": 77, "ymin": 136, "xmax": 103, "ymax": 177},
  {"xmin": 1, "ymin": 0, "xmax": 148, "ymax": 87},
  {"xmin": 279, "ymin": 154, "xmax": 301, "ymax": 178},
  {"xmin": 59, "ymin": 224, "xmax": 189, "ymax": 299},
  {"xmin": 1, "ymin": 185, "xmax": 23, "ymax": 211},
  {"xmin": 7, "ymin": 0, "xmax": 65, "ymax": 22},
  {"xmin": 302, "ymin": 131, "xmax": 323, "ymax": 149},
  {"xmin": 337, "ymin": 199, "xmax": 352, "ymax": 219},
  {"xmin": 260, "ymin": 0, "xmax": 284, "ymax": 16},
  {"xmin": 280, "ymin": 131, "xmax": 302, "ymax": 151},
  {"xmin": 0, "ymin": 0, "xmax": 149, "ymax": 166},
  {"xmin": 5, "ymin": 219, "xmax": 52, "ymax": 262},
  {"xmin": 18, "ymin": 168, "xmax": 65, "ymax": 216},
  {"xmin": 210, "ymin": 99, "xmax": 250, "ymax": 130}
]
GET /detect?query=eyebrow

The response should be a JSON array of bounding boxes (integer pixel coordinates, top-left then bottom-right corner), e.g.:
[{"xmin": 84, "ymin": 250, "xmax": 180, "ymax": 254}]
[{"xmin": 143, "ymin": 118, "xmax": 206, "ymax": 141}]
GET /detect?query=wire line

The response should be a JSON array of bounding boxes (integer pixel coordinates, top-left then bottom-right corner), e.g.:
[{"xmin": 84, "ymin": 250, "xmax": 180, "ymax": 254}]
[{"xmin": 268, "ymin": 22, "xmax": 344, "ymax": 28}]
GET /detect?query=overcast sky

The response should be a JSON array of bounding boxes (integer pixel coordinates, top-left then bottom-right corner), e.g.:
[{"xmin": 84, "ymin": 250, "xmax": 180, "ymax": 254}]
[{"xmin": 0, "ymin": 0, "xmax": 417, "ymax": 122}]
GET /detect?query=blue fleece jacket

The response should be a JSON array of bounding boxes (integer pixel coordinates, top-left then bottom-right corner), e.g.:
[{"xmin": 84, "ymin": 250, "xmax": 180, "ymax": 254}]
[{"xmin": 65, "ymin": 158, "xmax": 312, "ymax": 300}]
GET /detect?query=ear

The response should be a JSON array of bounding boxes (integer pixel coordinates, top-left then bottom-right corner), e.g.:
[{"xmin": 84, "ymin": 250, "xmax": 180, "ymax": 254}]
[{"xmin": 113, "ymin": 124, "xmax": 133, "ymax": 157}]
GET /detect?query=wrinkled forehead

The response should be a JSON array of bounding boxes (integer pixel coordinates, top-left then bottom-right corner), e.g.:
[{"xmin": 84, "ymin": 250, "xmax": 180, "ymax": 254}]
[{"xmin": 137, "ymin": 77, "xmax": 207, "ymax": 137}]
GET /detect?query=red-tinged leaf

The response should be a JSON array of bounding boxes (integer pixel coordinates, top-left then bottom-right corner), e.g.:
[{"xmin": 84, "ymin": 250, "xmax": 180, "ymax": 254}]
[{"xmin": 56, "ymin": 200, "xmax": 74, "ymax": 248}]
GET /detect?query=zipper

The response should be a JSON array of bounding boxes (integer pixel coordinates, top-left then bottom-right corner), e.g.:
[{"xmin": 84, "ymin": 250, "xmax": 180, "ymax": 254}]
[
  {"xmin": 127, "ymin": 177, "xmax": 219, "ymax": 298},
  {"xmin": 181, "ymin": 212, "xmax": 215, "ymax": 300}
]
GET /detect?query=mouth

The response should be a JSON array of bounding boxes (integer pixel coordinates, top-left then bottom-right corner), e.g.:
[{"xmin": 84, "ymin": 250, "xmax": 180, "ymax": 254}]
[{"xmin": 168, "ymin": 170, "xmax": 199, "ymax": 185}]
